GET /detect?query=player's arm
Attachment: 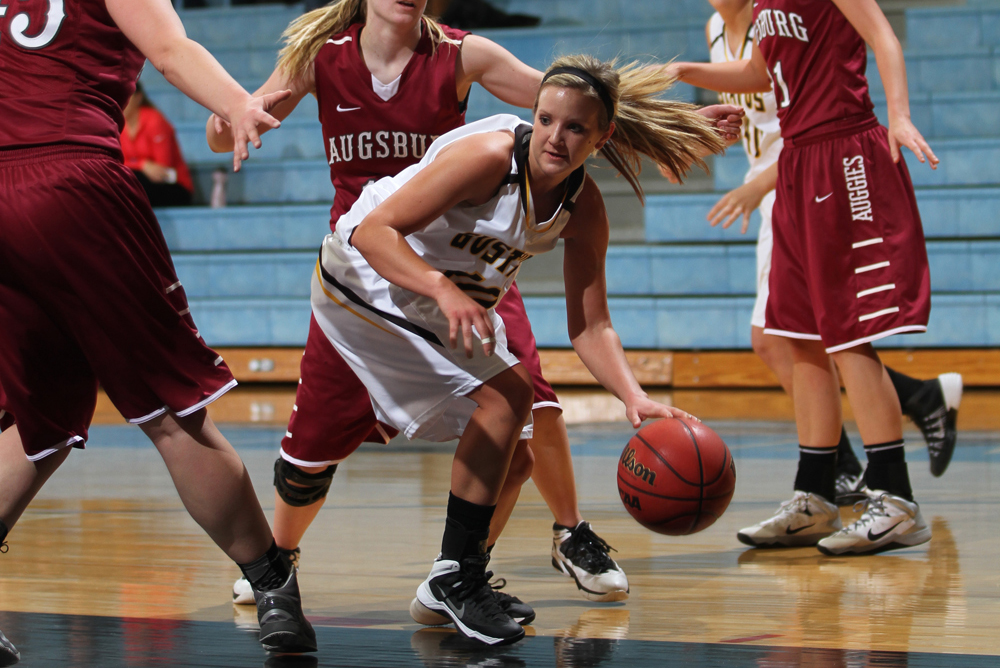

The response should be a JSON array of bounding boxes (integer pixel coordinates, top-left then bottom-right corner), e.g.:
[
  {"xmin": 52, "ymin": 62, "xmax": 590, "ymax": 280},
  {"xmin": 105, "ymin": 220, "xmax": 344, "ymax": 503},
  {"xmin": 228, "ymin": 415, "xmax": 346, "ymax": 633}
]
[
  {"xmin": 708, "ymin": 160, "xmax": 778, "ymax": 233},
  {"xmin": 833, "ymin": 0, "xmax": 938, "ymax": 168},
  {"xmin": 659, "ymin": 44, "xmax": 771, "ymax": 94},
  {"xmin": 350, "ymin": 132, "xmax": 514, "ymax": 358},
  {"xmin": 207, "ymin": 64, "xmax": 315, "ymax": 154},
  {"xmin": 456, "ymin": 35, "xmax": 544, "ymax": 108},
  {"xmin": 107, "ymin": 0, "xmax": 290, "ymax": 171},
  {"xmin": 561, "ymin": 177, "xmax": 693, "ymax": 426}
]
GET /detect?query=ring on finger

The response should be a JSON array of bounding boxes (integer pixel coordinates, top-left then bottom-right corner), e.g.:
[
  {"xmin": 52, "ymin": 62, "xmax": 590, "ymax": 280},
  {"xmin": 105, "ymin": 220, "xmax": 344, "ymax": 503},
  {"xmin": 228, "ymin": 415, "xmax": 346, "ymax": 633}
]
[{"xmin": 480, "ymin": 336, "xmax": 496, "ymax": 344}]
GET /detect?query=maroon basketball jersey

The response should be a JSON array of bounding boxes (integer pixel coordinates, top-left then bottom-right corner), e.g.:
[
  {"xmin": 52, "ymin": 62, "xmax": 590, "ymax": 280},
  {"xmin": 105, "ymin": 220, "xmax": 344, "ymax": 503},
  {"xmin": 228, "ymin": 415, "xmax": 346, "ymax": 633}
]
[
  {"xmin": 0, "ymin": 0, "xmax": 145, "ymax": 153},
  {"xmin": 314, "ymin": 21, "xmax": 468, "ymax": 226},
  {"xmin": 753, "ymin": 0, "xmax": 874, "ymax": 138}
]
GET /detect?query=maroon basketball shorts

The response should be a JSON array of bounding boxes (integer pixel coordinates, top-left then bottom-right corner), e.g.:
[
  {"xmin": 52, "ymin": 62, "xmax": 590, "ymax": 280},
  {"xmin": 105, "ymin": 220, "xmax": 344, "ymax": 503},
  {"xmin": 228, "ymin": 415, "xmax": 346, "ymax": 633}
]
[
  {"xmin": 764, "ymin": 115, "xmax": 931, "ymax": 353},
  {"xmin": 279, "ymin": 281, "xmax": 560, "ymax": 466},
  {"xmin": 0, "ymin": 146, "xmax": 236, "ymax": 460}
]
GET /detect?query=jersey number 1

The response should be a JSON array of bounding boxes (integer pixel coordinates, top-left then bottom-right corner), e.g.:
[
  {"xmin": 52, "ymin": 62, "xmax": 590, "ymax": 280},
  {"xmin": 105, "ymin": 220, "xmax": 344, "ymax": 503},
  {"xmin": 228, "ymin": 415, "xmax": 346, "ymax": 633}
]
[{"xmin": 771, "ymin": 61, "xmax": 792, "ymax": 109}]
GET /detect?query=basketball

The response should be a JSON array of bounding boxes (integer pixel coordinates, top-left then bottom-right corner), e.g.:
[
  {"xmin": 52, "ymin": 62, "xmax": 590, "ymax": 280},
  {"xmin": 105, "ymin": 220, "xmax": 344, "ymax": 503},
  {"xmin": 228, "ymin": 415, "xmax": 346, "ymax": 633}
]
[{"xmin": 617, "ymin": 417, "xmax": 736, "ymax": 535}]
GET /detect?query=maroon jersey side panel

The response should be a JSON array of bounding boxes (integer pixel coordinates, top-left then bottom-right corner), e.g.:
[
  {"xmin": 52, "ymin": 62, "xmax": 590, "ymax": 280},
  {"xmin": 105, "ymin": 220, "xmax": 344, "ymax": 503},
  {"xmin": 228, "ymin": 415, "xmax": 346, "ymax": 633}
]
[
  {"xmin": 313, "ymin": 21, "xmax": 469, "ymax": 227},
  {"xmin": 0, "ymin": 0, "xmax": 145, "ymax": 153},
  {"xmin": 753, "ymin": 0, "xmax": 873, "ymax": 138}
]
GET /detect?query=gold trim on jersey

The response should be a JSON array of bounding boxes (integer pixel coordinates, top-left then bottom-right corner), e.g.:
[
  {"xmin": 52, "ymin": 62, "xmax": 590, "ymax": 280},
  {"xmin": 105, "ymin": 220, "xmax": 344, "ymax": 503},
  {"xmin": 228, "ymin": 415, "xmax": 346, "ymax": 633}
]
[{"xmin": 314, "ymin": 260, "xmax": 405, "ymax": 340}]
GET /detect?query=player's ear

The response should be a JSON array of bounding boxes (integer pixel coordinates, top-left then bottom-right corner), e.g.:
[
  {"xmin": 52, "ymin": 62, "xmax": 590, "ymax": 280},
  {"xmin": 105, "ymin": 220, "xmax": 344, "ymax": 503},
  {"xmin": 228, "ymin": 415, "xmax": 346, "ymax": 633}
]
[{"xmin": 594, "ymin": 121, "xmax": 615, "ymax": 152}]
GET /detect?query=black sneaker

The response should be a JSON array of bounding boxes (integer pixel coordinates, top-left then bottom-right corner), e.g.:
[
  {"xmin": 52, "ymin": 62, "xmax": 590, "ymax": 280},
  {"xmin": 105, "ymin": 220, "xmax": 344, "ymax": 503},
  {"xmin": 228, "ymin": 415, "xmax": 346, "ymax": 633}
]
[
  {"xmin": 415, "ymin": 555, "xmax": 525, "ymax": 646},
  {"xmin": 489, "ymin": 578, "xmax": 535, "ymax": 625},
  {"xmin": 255, "ymin": 569, "xmax": 317, "ymax": 654},
  {"xmin": 833, "ymin": 470, "xmax": 866, "ymax": 506},
  {"xmin": 551, "ymin": 522, "xmax": 629, "ymax": 602},
  {"xmin": 235, "ymin": 546, "xmax": 300, "ymax": 605},
  {"xmin": 0, "ymin": 630, "xmax": 18, "ymax": 667},
  {"xmin": 903, "ymin": 373, "xmax": 962, "ymax": 477}
]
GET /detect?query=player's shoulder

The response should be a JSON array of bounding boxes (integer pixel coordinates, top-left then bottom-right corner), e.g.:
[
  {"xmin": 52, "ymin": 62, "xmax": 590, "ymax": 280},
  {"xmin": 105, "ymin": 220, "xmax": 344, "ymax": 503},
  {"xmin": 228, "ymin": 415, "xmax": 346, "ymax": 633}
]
[
  {"xmin": 707, "ymin": 12, "xmax": 726, "ymax": 46},
  {"xmin": 321, "ymin": 22, "xmax": 362, "ymax": 53}
]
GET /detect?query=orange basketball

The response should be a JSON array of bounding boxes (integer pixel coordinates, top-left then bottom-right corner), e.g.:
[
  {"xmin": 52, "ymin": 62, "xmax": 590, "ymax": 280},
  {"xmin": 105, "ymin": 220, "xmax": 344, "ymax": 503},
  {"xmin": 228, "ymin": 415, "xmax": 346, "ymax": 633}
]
[{"xmin": 617, "ymin": 417, "xmax": 736, "ymax": 535}]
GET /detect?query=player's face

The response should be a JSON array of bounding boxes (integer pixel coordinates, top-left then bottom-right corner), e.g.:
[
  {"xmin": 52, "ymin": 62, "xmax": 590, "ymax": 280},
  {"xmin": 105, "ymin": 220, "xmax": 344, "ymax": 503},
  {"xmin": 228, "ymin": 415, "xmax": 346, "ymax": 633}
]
[
  {"xmin": 708, "ymin": 0, "xmax": 751, "ymax": 12},
  {"xmin": 530, "ymin": 86, "xmax": 614, "ymax": 180},
  {"xmin": 367, "ymin": 0, "xmax": 427, "ymax": 25}
]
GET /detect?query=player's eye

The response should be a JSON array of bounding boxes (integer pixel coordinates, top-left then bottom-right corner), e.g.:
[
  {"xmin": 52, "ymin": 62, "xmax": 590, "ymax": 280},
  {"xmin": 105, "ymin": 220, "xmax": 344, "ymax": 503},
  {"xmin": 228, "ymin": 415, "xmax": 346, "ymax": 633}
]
[{"xmin": 539, "ymin": 115, "xmax": 551, "ymax": 125}]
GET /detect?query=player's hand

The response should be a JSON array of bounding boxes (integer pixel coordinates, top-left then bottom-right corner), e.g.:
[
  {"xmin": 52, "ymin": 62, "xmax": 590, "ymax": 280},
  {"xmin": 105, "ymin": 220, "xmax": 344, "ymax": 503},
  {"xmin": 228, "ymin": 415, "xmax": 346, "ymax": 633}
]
[
  {"xmin": 888, "ymin": 115, "xmax": 938, "ymax": 170},
  {"xmin": 708, "ymin": 180, "xmax": 767, "ymax": 234},
  {"xmin": 698, "ymin": 104, "xmax": 745, "ymax": 143},
  {"xmin": 227, "ymin": 89, "xmax": 292, "ymax": 172},
  {"xmin": 624, "ymin": 393, "xmax": 699, "ymax": 429},
  {"xmin": 140, "ymin": 159, "xmax": 173, "ymax": 184},
  {"xmin": 436, "ymin": 283, "xmax": 495, "ymax": 358}
]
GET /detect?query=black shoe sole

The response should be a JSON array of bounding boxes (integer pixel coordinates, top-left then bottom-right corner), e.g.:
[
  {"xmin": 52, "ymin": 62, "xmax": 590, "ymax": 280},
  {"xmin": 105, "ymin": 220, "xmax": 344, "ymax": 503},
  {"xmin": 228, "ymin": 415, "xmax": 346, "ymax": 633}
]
[{"xmin": 260, "ymin": 630, "xmax": 318, "ymax": 654}]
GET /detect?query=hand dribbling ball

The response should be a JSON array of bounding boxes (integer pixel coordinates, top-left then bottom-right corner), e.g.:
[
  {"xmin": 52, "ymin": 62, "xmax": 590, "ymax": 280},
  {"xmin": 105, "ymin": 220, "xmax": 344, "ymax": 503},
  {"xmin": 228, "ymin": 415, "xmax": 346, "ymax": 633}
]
[{"xmin": 617, "ymin": 417, "xmax": 736, "ymax": 535}]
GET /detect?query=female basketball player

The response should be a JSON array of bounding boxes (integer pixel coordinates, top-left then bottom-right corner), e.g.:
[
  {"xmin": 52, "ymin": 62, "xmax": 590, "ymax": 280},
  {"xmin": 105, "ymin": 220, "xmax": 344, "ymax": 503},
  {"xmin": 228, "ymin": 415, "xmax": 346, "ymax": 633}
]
[
  {"xmin": 663, "ymin": 0, "xmax": 940, "ymax": 555},
  {"xmin": 208, "ymin": 0, "xmax": 742, "ymax": 610},
  {"xmin": 307, "ymin": 55, "xmax": 725, "ymax": 644},
  {"xmin": 685, "ymin": 0, "xmax": 962, "ymax": 513},
  {"xmin": 0, "ymin": 0, "xmax": 313, "ymax": 657}
]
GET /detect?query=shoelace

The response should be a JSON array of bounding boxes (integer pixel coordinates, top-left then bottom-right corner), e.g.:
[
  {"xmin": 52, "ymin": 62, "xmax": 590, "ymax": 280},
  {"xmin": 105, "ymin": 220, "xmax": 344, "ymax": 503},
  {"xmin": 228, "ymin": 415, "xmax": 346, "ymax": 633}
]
[
  {"xmin": 916, "ymin": 406, "xmax": 948, "ymax": 443},
  {"xmin": 454, "ymin": 559, "xmax": 508, "ymax": 622},
  {"xmin": 835, "ymin": 494, "xmax": 890, "ymax": 534},
  {"xmin": 565, "ymin": 524, "xmax": 617, "ymax": 572},
  {"xmin": 489, "ymin": 577, "xmax": 524, "ymax": 607},
  {"xmin": 775, "ymin": 492, "xmax": 812, "ymax": 517},
  {"xmin": 281, "ymin": 547, "xmax": 301, "ymax": 569}
]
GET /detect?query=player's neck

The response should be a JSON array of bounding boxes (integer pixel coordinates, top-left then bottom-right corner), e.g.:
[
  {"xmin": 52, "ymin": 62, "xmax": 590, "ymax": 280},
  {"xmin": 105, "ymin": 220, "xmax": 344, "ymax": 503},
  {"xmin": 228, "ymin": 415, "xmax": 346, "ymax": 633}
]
[
  {"xmin": 719, "ymin": 4, "xmax": 753, "ymax": 54},
  {"xmin": 359, "ymin": 18, "xmax": 422, "ymax": 83}
]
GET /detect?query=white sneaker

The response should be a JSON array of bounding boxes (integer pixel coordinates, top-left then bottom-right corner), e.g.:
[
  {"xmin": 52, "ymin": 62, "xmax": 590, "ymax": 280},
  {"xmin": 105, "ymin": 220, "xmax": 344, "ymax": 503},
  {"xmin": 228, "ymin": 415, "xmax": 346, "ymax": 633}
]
[
  {"xmin": 551, "ymin": 522, "xmax": 629, "ymax": 602},
  {"xmin": 817, "ymin": 490, "xmax": 931, "ymax": 555},
  {"xmin": 737, "ymin": 491, "xmax": 842, "ymax": 547}
]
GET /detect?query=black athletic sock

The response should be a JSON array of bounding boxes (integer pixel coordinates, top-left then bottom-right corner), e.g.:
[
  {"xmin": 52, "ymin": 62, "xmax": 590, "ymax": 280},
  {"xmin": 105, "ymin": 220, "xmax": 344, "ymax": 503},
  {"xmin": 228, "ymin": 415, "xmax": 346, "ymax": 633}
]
[
  {"xmin": 835, "ymin": 428, "xmax": 863, "ymax": 476},
  {"xmin": 441, "ymin": 492, "xmax": 495, "ymax": 562},
  {"xmin": 238, "ymin": 540, "xmax": 292, "ymax": 593},
  {"xmin": 886, "ymin": 367, "xmax": 925, "ymax": 410},
  {"xmin": 793, "ymin": 446, "xmax": 838, "ymax": 503},
  {"xmin": 0, "ymin": 518, "xmax": 9, "ymax": 553},
  {"xmin": 864, "ymin": 440, "xmax": 913, "ymax": 501}
]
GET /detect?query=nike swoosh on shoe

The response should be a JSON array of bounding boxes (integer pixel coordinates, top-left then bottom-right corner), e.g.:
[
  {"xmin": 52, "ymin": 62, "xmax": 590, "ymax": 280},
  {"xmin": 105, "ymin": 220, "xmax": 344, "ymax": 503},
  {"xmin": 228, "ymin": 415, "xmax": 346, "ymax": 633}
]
[
  {"xmin": 867, "ymin": 521, "xmax": 905, "ymax": 541},
  {"xmin": 785, "ymin": 524, "xmax": 815, "ymax": 535}
]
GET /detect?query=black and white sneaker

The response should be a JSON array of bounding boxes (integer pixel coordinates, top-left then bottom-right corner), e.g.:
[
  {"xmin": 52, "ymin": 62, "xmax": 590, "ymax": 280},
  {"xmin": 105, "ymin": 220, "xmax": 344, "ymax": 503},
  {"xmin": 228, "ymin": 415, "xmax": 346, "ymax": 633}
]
[
  {"xmin": 235, "ymin": 546, "xmax": 300, "ymax": 605},
  {"xmin": 904, "ymin": 373, "xmax": 963, "ymax": 477},
  {"xmin": 415, "ymin": 555, "xmax": 525, "ymax": 645},
  {"xmin": 833, "ymin": 470, "xmax": 866, "ymax": 506},
  {"xmin": 552, "ymin": 522, "xmax": 629, "ymax": 602},
  {"xmin": 0, "ymin": 630, "xmax": 18, "ymax": 667},
  {"xmin": 410, "ymin": 578, "xmax": 535, "ymax": 627},
  {"xmin": 255, "ymin": 569, "xmax": 317, "ymax": 654}
]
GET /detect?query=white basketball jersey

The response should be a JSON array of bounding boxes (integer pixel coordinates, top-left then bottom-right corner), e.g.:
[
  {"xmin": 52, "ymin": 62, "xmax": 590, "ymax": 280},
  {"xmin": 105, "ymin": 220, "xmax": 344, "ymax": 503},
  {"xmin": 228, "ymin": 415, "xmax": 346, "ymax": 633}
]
[
  {"xmin": 334, "ymin": 114, "xmax": 585, "ymax": 312},
  {"xmin": 708, "ymin": 12, "xmax": 783, "ymax": 183}
]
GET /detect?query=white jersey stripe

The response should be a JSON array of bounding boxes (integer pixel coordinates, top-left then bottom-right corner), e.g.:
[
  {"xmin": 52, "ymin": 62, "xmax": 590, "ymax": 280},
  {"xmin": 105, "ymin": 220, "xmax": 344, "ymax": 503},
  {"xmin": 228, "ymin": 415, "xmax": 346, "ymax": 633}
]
[
  {"xmin": 859, "ymin": 306, "xmax": 900, "ymax": 322},
  {"xmin": 857, "ymin": 283, "xmax": 895, "ymax": 298},
  {"xmin": 852, "ymin": 237, "xmax": 884, "ymax": 249},
  {"xmin": 855, "ymin": 261, "xmax": 890, "ymax": 274}
]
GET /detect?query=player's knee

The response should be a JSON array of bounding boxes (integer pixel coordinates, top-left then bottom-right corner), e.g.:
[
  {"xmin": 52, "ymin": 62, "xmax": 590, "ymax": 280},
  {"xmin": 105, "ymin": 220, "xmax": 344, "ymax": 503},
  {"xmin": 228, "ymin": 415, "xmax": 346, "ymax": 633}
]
[
  {"xmin": 273, "ymin": 458, "xmax": 337, "ymax": 507},
  {"xmin": 506, "ymin": 441, "xmax": 534, "ymax": 487},
  {"xmin": 752, "ymin": 327, "xmax": 779, "ymax": 365}
]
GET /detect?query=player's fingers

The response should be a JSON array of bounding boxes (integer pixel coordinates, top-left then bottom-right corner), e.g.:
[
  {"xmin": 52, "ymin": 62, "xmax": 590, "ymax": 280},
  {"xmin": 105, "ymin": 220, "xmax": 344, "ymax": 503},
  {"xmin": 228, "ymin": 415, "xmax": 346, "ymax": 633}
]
[
  {"xmin": 213, "ymin": 114, "xmax": 227, "ymax": 136},
  {"xmin": 721, "ymin": 207, "xmax": 742, "ymax": 229},
  {"xmin": 246, "ymin": 125, "xmax": 263, "ymax": 150},
  {"xmin": 889, "ymin": 135, "xmax": 901, "ymax": 163},
  {"xmin": 708, "ymin": 201, "xmax": 731, "ymax": 227},
  {"xmin": 448, "ymin": 315, "xmax": 459, "ymax": 350},
  {"xmin": 476, "ymin": 315, "xmax": 495, "ymax": 357},
  {"xmin": 741, "ymin": 209, "xmax": 752, "ymax": 234},
  {"xmin": 261, "ymin": 89, "xmax": 292, "ymax": 110},
  {"xmin": 232, "ymin": 147, "xmax": 242, "ymax": 173},
  {"xmin": 462, "ymin": 319, "xmax": 474, "ymax": 359},
  {"xmin": 626, "ymin": 406, "xmax": 642, "ymax": 429}
]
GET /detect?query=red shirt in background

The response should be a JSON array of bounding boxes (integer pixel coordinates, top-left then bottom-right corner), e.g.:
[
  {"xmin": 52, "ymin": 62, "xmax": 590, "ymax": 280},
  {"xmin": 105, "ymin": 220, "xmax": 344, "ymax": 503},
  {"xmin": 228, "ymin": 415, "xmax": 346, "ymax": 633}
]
[{"xmin": 120, "ymin": 106, "xmax": 194, "ymax": 192}]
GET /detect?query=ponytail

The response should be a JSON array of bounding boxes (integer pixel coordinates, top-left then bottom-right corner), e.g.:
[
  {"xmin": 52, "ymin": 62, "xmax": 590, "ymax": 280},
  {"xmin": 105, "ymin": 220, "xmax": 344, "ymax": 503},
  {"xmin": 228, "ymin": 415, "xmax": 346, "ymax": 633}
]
[
  {"xmin": 278, "ymin": 0, "xmax": 459, "ymax": 80},
  {"xmin": 537, "ymin": 55, "xmax": 726, "ymax": 202}
]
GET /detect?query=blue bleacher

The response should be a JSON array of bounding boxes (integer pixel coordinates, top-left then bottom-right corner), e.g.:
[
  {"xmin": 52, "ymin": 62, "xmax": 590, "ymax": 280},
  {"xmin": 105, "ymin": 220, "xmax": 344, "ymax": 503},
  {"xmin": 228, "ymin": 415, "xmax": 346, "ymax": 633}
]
[{"xmin": 159, "ymin": 2, "xmax": 1000, "ymax": 351}]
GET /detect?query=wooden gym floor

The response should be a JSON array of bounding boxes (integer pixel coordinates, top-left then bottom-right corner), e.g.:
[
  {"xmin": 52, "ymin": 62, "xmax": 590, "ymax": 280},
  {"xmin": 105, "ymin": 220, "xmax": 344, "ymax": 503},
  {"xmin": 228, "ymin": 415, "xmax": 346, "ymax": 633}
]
[{"xmin": 2, "ymin": 396, "xmax": 999, "ymax": 667}]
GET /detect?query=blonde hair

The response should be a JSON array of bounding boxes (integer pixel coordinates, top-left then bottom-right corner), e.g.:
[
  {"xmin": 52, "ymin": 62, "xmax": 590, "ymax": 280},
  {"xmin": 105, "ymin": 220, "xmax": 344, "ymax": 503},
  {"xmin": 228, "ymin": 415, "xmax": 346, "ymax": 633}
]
[
  {"xmin": 277, "ymin": 0, "xmax": 458, "ymax": 80},
  {"xmin": 535, "ymin": 55, "xmax": 726, "ymax": 201}
]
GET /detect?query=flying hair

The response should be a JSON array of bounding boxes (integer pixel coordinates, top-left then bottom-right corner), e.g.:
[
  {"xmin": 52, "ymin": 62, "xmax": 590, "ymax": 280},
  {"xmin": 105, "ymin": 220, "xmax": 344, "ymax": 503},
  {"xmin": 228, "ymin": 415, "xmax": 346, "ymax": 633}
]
[
  {"xmin": 535, "ymin": 55, "xmax": 727, "ymax": 202},
  {"xmin": 277, "ymin": 0, "xmax": 459, "ymax": 80}
]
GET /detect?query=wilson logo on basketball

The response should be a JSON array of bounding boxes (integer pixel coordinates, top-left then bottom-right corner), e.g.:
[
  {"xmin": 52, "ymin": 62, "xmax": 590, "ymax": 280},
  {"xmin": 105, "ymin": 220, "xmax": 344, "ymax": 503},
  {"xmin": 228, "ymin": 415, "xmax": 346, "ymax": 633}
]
[{"xmin": 619, "ymin": 447, "xmax": 657, "ymax": 486}]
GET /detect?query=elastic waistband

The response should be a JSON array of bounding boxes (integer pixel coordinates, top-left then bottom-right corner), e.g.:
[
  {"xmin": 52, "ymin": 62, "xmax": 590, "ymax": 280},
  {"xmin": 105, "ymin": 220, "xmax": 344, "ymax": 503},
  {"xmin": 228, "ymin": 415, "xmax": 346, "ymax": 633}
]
[
  {"xmin": 0, "ymin": 144, "xmax": 121, "ymax": 167},
  {"xmin": 784, "ymin": 112, "xmax": 879, "ymax": 149}
]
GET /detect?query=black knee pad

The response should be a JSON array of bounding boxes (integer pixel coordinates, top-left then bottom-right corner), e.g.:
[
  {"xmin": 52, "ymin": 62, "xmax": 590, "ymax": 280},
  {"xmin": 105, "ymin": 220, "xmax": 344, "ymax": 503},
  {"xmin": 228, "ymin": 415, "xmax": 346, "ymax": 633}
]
[{"xmin": 273, "ymin": 458, "xmax": 337, "ymax": 507}]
